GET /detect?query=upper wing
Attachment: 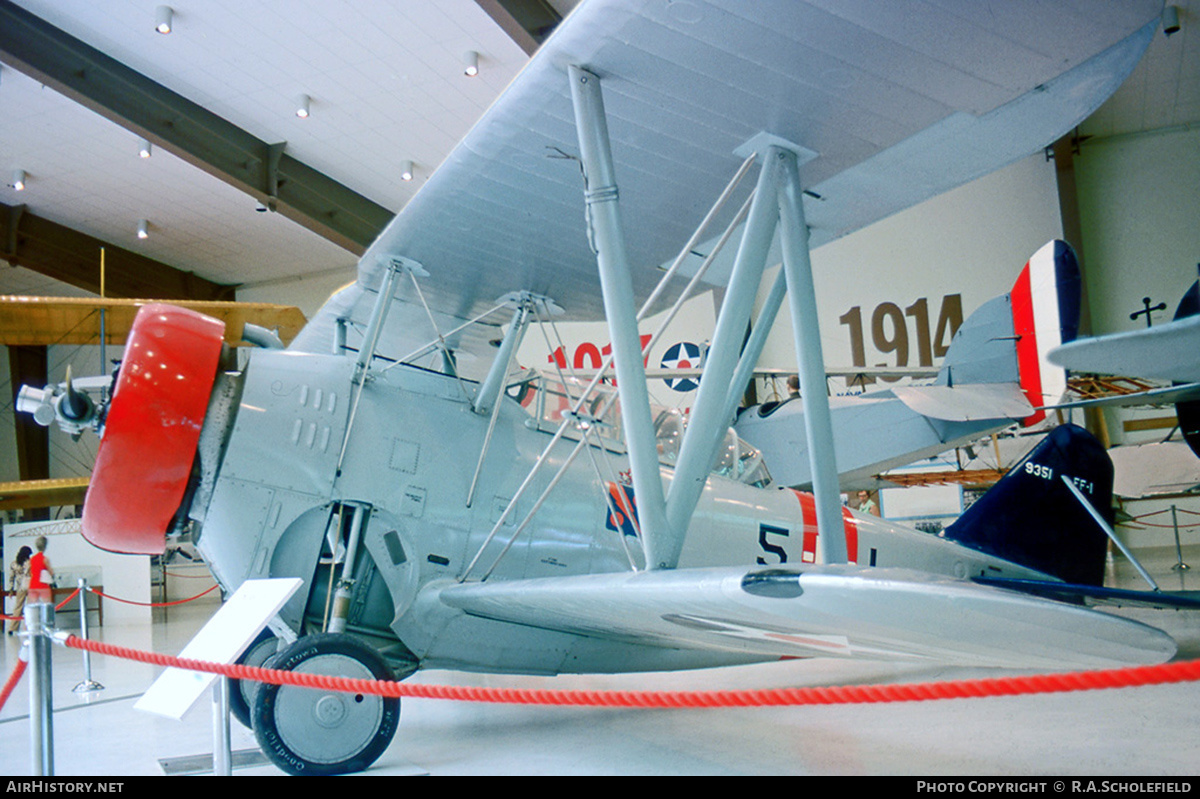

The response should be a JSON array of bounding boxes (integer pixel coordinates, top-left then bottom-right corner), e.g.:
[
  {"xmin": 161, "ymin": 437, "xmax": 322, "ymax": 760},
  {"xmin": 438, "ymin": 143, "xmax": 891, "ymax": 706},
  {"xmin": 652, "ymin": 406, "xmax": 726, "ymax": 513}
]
[
  {"xmin": 291, "ymin": 0, "xmax": 1160, "ymax": 367},
  {"xmin": 1048, "ymin": 314, "xmax": 1200, "ymax": 385},
  {"xmin": 439, "ymin": 564, "xmax": 1176, "ymax": 670}
]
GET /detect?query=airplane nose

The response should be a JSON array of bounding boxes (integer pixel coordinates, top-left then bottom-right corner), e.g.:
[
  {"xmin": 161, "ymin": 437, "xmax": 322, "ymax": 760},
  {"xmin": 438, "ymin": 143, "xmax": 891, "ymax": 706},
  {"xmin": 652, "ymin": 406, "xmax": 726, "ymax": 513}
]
[{"xmin": 82, "ymin": 304, "xmax": 226, "ymax": 554}]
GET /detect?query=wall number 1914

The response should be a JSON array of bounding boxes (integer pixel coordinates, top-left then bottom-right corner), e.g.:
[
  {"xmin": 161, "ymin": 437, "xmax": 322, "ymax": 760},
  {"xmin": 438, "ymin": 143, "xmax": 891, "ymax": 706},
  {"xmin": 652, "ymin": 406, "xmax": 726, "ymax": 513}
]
[{"xmin": 838, "ymin": 294, "xmax": 963, "ymax": 381}]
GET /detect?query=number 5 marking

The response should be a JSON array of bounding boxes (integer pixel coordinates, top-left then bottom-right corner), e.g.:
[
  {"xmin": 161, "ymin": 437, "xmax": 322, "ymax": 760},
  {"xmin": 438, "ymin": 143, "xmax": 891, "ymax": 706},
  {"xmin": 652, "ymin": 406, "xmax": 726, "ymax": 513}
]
[{"xmin": 757, "ymin": 523, "xmax": 789, "ymax": 565}]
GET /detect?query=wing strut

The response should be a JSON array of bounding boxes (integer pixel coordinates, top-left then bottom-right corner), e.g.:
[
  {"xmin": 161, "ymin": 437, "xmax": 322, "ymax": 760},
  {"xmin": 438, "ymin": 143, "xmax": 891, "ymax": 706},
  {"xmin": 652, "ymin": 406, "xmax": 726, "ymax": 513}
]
[
  {"xmin": 665, "ymin": 143, "xmax": 846, "ymax": 564},
  {"xmin": 466, "ymin": 293, "xmax": 537, "ymax": 508},
  {"xmin": 777, "ymin": 149, "xmax": 846, "ymax": 562},
  {"xmin": 567, "ymin": 65, "xmax": 846, "ymax": 568},
  {"xmin": 663, "ymin": 146, "xmax": 787, "ymax": 561},
  {"xmin": 568, "ymin": 65, "xmax": 673, "ymax": 567},
  {"xmin": 1060, "ymin": 475, "xmax": 1159, "ymax": 592}
]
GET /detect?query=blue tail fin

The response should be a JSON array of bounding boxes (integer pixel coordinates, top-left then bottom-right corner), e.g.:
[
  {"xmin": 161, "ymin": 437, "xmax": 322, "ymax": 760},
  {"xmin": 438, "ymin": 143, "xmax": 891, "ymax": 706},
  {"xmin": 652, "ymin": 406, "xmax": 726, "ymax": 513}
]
[
  {"xmin": 942, "ymin": 424, "xmax": 1112, "ymax": 586},
  {"xmin": 1172, "ymin": 280, "xmax": 1200, "ymax": 458}
]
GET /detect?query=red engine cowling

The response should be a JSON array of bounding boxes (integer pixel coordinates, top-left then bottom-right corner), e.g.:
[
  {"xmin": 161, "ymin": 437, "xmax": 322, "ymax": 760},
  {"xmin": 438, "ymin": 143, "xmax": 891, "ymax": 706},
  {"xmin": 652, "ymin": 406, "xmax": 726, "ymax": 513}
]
[{"xmin": 83, "ymin": 304, "xmax": 225, "ymax": 554}]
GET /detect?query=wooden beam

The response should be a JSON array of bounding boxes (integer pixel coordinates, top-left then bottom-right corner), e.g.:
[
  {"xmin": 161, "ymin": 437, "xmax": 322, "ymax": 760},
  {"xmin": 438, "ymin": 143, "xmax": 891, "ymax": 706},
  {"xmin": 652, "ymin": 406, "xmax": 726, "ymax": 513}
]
[
  {"xmin": 0, "ymin": 0, "xmax": 393, "ymax": 254},
  {"xmin": 0, "ymin": 477, "xmax": 88, "ymax": 512},
  {"xmin": 1, "ymin": 202, "xmax": 236, "ymax": 301},
  {"xmin": 474, "ymin": 0, "xmax": 563, "ymax": 55},
  {"xmin": 0, "ymin": 296, "xmax": 307, "ymax": 346},
  {"xmin": 7, "ymin": 344, "xmax": 49, "ymax": 520},
  {"xmin": 1122, "ymin": 416, "xmax": 1178, "ymax": 433},
  {"xmin": 879, "ymin": 468, "xmax": 1007, "ymax": 489}
]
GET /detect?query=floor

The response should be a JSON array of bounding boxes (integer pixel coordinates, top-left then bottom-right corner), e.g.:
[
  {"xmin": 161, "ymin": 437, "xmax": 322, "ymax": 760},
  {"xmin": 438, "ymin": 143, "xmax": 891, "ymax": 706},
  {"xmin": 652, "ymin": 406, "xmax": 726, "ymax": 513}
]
[{"xmin": 3, "ymin": 546, "xmax": 1200, "ymax": 777}]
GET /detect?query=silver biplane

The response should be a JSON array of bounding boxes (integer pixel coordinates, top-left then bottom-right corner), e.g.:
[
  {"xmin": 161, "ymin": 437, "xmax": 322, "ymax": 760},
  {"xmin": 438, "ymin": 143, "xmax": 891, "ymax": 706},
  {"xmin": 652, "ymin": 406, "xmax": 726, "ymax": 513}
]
[{"xmin": 17, "ymin": 0, "xmax": 1180, "ymax": 776}]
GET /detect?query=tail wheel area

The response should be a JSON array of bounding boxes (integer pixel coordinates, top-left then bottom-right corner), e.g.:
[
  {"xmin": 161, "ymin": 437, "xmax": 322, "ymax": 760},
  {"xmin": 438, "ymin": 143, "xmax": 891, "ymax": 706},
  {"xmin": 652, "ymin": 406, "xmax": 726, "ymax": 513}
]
[{"xmin": 251, "ymin": 633, "xmax": 400, "ymax": 775}]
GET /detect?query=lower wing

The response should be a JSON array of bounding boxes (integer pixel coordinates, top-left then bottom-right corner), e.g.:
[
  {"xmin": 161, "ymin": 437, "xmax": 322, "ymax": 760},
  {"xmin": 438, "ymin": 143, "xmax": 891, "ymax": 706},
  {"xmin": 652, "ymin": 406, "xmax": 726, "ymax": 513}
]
[{"xmin": 440, "ymin": 564, "xmax": 1176, "ymax": 670}]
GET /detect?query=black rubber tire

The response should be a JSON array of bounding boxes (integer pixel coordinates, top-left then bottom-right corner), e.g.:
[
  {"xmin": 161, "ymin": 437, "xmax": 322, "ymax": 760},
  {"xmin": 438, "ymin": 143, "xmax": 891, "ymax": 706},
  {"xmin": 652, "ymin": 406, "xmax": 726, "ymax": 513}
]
[
  {"xmin": 251, "ymin": 633, "xmax": 400, "ymax": 775},
  {"xmin": 229, "ymin": 628, "xmax": 281, "ymax": 729}
]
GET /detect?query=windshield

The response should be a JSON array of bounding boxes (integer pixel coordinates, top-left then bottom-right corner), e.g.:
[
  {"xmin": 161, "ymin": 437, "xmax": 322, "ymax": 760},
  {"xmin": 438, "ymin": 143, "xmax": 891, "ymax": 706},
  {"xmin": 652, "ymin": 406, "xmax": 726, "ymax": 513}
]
[{"xmin": 653, "ymin": 408, "xmax": 771, "ymax": 488}]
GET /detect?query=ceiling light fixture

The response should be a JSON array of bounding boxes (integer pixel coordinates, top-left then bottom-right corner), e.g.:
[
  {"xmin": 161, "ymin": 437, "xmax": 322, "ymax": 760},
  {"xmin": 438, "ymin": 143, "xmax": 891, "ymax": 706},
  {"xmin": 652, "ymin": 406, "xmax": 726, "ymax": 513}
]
[
  {"xmin": 139, "ymin": 139, "xmax": 153, "ymax": 159},
  {"xmin": 137, "ymin": 219, "xmax": 149, "ymax": 239},
  {"xmin": 155, "ymin": 6, "xmax": 173, "ymax": 35},
  {"xmin": 463, "ymin": 50, "xmax": 479, "ymax": 77},
  {"xmin": 296, "ymin": 94, "xmax": 311, "ymax": 119},
  {"xmin": 400, "ymin": 160, "xmax": 414, "ymax": 181},
  {"xmin": 10, "ymin": 169, "xmax": 26, "ymax": 191},
  {"xmin": 1163, "ymin": 5, "xmax": 1181, "ymax": 36}
]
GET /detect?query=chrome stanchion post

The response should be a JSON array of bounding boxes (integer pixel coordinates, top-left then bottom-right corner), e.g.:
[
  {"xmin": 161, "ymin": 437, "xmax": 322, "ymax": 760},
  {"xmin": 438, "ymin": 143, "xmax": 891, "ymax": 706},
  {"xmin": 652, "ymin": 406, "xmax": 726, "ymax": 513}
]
[
  {"xmin": 212, "ymin": 676, "xmax": 232, "ymax": 776},
  {"xmin": 73, "ymin": 578, "xmax": 104, "ymax": 693},
  {"xmin": 26, "ymin": 601, "xmax": 54, "ymax": 776},
  {"xmin": 1171, "ymin": 505, "xmax": 1190, "ymax": 572}
]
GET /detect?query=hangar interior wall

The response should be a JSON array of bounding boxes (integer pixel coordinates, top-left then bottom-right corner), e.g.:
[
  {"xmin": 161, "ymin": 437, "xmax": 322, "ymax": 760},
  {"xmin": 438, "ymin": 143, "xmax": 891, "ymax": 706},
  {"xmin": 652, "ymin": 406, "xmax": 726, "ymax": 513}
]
[{"xmin": 1077, "ymin": 126, "xmax": 1200, "ymax": 340}]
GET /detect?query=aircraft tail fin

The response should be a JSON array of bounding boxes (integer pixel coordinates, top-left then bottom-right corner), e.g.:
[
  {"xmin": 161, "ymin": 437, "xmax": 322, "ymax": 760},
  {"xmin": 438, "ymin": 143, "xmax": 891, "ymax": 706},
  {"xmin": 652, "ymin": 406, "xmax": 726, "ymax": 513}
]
[
  {"xmin": 1010, "ymin": 240, "xmax": 1082, "ymax": 424},
  {"xmin": 937, "ymin": 240, "xmax": 1081, "ymax": 424},
  {"xmin": 942, "ymin": 423, "xmax": 1112, "ymax": 586}
]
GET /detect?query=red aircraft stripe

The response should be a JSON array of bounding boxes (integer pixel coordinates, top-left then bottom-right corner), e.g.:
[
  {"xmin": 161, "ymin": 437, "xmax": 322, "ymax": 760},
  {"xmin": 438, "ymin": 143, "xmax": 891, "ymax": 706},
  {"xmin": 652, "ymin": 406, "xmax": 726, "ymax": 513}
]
[
  {"xmin": 1010, "ymin": 262, "xmax": 1046, "ymax": 425},
  {"xmin": 789, "ymin": 490, "xmax": 858, "ymax": 564}
]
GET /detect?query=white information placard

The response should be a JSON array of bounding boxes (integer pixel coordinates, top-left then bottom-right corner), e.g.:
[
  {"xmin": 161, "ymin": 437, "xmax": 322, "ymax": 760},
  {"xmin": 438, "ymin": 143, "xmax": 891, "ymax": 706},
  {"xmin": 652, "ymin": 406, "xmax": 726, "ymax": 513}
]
[{"xmin": 134, "ymin": 578, "xmax": 301, "ymax": 720}]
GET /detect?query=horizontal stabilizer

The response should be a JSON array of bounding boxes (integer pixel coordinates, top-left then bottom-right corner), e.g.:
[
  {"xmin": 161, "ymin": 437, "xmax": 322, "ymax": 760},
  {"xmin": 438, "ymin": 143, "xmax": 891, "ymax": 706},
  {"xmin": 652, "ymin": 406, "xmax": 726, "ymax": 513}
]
[
  {"xmin": 975, "ymin": 577, "xmax": 1200, "ymax": 611},
  {"xmin": 442, "ymin": 565, "xmax": 1174, "ymax": 670},
  {"xmin": 891, "ymin": 383, "xmax": 1033, "ymax": 422}
]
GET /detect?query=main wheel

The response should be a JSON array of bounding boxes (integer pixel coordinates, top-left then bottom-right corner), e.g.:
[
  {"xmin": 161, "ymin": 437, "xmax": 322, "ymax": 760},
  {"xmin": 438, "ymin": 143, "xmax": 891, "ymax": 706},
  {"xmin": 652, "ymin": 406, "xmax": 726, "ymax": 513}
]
[
  {"xmin": 251, "ymin": 633, "xmax": 400, "ymax": 775},
  {"xmin": 230, "ymin": 629, "xmax": 281, "ymax": 729}
]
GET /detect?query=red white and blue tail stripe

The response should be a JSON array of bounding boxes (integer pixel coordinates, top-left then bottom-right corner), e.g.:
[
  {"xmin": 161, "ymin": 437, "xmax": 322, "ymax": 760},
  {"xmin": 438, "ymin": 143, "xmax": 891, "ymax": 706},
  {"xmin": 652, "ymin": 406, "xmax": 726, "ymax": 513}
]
[{"xmin": 1010, "ymin": 240, "xmax": 1081, "ymax": 425}]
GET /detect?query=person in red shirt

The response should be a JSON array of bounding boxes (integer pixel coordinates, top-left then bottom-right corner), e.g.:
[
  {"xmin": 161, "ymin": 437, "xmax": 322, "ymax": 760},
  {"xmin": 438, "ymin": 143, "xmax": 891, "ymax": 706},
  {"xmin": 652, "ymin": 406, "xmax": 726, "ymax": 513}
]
[{"xmin": 27, "ymin": 536, "xmax": 54, "ymax": 604}]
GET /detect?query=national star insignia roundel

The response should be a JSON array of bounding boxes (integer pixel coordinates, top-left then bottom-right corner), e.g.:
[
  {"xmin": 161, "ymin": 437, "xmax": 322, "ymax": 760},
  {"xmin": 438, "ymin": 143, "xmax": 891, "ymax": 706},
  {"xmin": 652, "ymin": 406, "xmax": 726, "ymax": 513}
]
[{"xmin": 660, "ymin": 342, "xmax": 703, "ymax": 392}]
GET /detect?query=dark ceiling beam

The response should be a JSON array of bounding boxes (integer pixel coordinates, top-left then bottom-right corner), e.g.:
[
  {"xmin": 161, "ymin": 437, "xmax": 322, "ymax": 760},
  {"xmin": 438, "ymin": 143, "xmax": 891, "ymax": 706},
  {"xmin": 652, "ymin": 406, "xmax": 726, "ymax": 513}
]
[
  {"xmin": 0, "ymin": 0, "xmax": 393, "ymax": 256},
  {"xmin": 2, "ymin": 202, "xmax": 235, "ymax": 301},
  {"xmin": 475, "ymin": 0, "xmax": 564, "ymax": 56},
  {"xmin": 7, "ymin": 344, "xmax": 50, "ymax": 520}
]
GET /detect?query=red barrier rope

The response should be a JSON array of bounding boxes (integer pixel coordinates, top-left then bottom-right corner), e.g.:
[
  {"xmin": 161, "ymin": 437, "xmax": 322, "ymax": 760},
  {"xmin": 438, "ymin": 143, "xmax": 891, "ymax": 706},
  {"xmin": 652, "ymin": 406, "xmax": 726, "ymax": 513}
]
[
  {"xmin": 55, "ymin": 587, "xmax": 81, "ymax": 611},
  {"xmin": 3, "ymin": 583, "xmax": 219, "ymax": 622},
  {"xmin": 0, "ymin": 587, "xmax": 81, "ymax": 623},
  {"xmin": 91, "ymin": 584, "xmax": 219, "ymax": 607},
  {"xmin": 0, "ymin": 653, "xmax": 28, "ymax": 714},
  {"xmin": 1129, "ymin": 507, "xmax": 1200, "ymax": 521},
  {"xmin": 60, "ymin": 634, "xmax": 1200, "ymax": 709},
  {"xmin": 1123, "ymin": 507, "xmax": 1200, "ymax": 530}
]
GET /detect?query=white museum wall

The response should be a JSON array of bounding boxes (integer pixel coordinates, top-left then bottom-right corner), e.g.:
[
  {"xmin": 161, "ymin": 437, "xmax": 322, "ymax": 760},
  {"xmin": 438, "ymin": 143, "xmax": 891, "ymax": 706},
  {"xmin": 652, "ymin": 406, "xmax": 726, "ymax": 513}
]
[
  {"xmin": 1075, "ymin": 125, "xmax": 1200, "ymax": 447},
  {"xmin": 752, "ymin": 152, "xmax": 1065, "ymax": 394},
  {"xmin": 4, "ymin": 519, "xmax": 151, "ymax": 625},
  {"xmin": 1076, "ymin": 126, "xmax": 1200, "ymax": 339},
  {"xmin": 237, "ymin": 264, "xmax": 357, "ymax": 321}
]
